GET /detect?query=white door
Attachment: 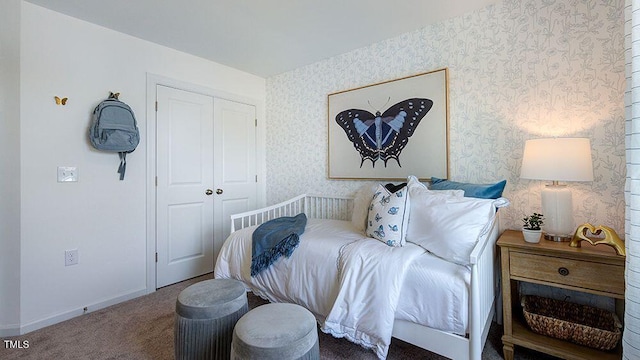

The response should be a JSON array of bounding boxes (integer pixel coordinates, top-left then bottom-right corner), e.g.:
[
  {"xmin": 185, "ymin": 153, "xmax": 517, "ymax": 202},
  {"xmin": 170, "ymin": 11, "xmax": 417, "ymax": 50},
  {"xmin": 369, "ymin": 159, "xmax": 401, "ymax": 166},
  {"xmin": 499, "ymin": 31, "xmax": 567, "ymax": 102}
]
[
  {"xmin": 155, "ymin": 86, "xmax": 258, "ymax": 288},
  {"xmin": 213, "ymin": 98, "xmax": 257, "ymax": 258},
  {"xmin": 156, "ymin": 85, "xmax": 215, "ymax": 288}
]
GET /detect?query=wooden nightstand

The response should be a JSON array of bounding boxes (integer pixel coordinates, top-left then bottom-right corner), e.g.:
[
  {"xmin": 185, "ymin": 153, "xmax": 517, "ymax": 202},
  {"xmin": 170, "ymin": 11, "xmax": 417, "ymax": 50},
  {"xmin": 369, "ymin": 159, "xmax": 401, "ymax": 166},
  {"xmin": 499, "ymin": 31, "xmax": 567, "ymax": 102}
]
[{"xmin": 497, "ymin": 230, "xmax": 625, "ymax": 360}]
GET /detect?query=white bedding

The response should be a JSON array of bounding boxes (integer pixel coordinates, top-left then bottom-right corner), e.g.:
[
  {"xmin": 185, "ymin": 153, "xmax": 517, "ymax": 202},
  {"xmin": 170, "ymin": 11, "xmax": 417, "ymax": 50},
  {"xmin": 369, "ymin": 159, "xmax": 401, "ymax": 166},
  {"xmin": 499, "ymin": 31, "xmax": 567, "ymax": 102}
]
[
  {"xmin": 214, "ymin": 218, "xmax": 471, "ymax": 356},
  {"xmin": 322, "ymin": 232, "xmax": 425, "ymax": 358}
]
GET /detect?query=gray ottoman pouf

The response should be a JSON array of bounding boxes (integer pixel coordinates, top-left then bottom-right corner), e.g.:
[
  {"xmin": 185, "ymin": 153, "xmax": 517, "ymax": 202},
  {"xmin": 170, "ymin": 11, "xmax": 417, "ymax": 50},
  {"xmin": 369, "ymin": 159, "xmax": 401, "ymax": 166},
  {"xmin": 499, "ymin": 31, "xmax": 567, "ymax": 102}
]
[
  {"xmin": 175, "ymin": 279, "xmax": 248, "ymax": 360},
  {"xmin": 231, "ymin": 303, "xmax": 319, "ymax": 360}
]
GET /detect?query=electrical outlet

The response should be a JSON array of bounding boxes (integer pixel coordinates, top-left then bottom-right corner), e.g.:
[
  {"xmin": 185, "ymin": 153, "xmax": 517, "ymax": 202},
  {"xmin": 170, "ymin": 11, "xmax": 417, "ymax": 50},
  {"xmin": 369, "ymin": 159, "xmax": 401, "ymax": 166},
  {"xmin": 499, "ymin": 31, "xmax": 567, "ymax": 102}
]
[
  {"xmin": 57, "ymin": 167, "xmax": 78, "ymax": 182},
  {"xmin": 65, "ymin": 249, "xmax": 78, "ymax": 266}
]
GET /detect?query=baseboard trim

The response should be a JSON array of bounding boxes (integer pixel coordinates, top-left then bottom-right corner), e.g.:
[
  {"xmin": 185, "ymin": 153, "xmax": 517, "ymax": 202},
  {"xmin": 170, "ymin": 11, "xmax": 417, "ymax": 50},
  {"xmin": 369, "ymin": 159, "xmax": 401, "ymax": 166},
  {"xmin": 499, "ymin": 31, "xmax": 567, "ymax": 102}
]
[
  {"xmin": 0, "ymin": 324, "xmax": 21, "ymax": 337},
  {"xmin": 19, "ymin": 288, "xmax": 148, "ymax": 335}
]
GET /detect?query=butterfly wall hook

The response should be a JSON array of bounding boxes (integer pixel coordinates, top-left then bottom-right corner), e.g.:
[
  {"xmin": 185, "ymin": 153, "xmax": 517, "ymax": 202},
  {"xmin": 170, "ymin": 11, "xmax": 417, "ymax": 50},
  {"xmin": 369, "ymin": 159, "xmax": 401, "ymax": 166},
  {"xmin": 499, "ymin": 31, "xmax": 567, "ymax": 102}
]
[
  {"xmin": 335, "ymin": 98, "xmax": 433, "ymax": 168},
  {"xmin": 54, "ymin": 96, "xmax": 68, "ymax": 105}
]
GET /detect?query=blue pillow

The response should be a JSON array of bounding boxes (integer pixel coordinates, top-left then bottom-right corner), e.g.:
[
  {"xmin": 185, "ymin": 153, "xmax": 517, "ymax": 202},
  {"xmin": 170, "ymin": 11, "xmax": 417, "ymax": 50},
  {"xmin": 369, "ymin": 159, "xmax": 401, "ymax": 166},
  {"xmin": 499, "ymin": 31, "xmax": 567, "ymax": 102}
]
[{"xmin": 429, "ymin": 177, "xmax": 506, "ymax": 199}]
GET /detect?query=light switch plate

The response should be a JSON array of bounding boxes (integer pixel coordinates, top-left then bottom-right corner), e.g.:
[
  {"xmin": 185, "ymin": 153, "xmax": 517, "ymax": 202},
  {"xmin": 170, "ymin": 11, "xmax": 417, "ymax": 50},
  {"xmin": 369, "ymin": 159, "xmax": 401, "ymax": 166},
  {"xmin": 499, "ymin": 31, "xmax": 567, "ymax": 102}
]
[{"xmin": 57, "ymin": 166, "xmax": 78, "ymax": 182}]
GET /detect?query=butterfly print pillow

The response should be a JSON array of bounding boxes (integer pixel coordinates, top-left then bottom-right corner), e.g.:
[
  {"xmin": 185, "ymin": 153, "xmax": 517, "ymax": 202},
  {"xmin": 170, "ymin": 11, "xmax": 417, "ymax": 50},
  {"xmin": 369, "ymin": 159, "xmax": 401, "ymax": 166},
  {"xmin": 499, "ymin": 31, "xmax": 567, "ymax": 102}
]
[{"xmin": 366, "ymin": 184, "xmax": 411, "ymax": 247}]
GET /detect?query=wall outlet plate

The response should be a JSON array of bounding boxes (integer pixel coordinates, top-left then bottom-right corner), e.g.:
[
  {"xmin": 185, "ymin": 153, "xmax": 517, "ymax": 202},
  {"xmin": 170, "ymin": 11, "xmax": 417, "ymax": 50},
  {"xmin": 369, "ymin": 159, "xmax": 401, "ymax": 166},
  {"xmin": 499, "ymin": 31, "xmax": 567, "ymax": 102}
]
[
  {"xmin": 57, "ymin": 167, "xmax": 78, "ymax": 182},
  {"xmin": 65, "ymin": 249, "xmax": 78, "ymax": 266}
]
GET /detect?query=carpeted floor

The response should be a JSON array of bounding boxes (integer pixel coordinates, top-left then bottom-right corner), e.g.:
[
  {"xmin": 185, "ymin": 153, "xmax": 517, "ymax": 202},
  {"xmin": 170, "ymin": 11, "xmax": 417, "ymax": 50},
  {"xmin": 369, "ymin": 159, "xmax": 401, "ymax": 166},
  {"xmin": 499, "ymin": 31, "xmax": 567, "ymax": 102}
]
[{"xmin": 0, "ymin": 273, "xmax": 559, "ymax": 359}]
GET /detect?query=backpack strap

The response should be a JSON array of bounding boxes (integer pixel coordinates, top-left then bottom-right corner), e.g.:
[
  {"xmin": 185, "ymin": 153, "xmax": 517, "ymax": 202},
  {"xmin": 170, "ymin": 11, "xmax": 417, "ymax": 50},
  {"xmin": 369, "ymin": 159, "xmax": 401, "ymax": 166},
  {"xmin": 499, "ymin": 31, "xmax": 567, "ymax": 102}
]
[{"xmin": 118, "ymin": 152, "xmax": 127, "ymax": 180}]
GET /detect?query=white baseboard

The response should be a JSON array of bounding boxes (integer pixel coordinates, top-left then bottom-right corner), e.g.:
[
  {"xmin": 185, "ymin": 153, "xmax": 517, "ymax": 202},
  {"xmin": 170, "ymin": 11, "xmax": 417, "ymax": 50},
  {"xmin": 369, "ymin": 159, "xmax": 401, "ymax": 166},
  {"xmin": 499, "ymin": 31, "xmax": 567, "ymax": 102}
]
[
  {"xmin": 19, "ymin": 288, "xmax": 148, "ymax": 335},
  {"xmin": 0, "ymin": 324, "xmax": 21, "ymax": 337}
]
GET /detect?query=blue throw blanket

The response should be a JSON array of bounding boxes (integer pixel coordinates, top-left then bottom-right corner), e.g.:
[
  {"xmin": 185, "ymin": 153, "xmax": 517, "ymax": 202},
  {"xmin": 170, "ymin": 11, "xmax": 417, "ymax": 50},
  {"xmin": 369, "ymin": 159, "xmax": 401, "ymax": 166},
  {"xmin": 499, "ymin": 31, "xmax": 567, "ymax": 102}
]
[{"xmin": 251, "ymin": 213, "xmax": 307, "ymax": 276}]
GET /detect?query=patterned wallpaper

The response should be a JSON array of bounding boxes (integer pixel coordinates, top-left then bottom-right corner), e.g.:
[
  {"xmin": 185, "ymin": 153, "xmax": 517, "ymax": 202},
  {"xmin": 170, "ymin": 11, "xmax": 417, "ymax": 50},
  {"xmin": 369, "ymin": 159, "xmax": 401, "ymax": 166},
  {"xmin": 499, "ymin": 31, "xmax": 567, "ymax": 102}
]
[{"xmin": 266, "ymin": 0, "xmax": 626, "ymax": 234}]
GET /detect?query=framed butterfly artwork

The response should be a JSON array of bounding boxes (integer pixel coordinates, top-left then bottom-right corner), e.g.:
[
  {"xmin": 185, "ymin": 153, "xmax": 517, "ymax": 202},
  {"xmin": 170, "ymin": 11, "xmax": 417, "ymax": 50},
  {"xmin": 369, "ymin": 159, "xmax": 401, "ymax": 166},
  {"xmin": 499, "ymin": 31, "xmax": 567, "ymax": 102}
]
[{"xmin": 328, "ymin": 68, "xmax": 449, "ymax": 180}]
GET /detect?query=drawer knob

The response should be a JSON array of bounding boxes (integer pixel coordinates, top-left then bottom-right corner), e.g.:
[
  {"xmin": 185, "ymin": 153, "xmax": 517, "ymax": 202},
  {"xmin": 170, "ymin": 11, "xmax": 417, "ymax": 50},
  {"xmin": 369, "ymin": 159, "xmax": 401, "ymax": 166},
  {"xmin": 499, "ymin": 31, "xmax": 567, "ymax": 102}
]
[{"xmin": 558, "ymin": 267, "xmax": 570, "ymax": 276}]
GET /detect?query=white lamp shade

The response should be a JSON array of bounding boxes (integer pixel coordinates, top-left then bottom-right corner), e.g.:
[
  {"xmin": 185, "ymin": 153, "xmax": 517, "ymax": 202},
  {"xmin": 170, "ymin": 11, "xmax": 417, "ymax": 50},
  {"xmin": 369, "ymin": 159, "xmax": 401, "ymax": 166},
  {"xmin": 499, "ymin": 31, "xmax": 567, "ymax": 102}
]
[{"xmin": 520, "ymin": 138, "xmax": 593, "ymax": 182}]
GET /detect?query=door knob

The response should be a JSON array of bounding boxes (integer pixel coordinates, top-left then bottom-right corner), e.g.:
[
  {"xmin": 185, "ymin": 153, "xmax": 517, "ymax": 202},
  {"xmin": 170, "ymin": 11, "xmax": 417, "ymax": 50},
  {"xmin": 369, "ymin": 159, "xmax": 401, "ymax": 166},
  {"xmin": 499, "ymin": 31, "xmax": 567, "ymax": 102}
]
[
  {"xmin": 205, "ymin": 189, "xmax": 213, "ymax": 195},
  {"xmin": 216, "ymin": 189, "xmax": 223, "ymax": 195}
]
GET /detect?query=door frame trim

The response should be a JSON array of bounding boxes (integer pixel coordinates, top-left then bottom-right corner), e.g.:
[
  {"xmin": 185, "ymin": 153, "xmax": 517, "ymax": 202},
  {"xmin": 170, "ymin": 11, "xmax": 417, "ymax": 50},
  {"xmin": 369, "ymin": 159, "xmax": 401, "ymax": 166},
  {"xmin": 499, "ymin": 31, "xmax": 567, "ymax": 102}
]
[{"xmin": 145, "ymin": 73, "xmax": 265, "ymax": 293}]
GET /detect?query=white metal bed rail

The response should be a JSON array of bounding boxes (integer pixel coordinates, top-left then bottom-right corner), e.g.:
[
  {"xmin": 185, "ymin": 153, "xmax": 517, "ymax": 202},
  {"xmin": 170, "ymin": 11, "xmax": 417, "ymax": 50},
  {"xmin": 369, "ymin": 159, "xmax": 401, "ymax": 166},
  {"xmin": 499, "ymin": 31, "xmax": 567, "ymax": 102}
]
[
  {"xmin": 230, "ymin": 194, "xmax": 354, "ymax": 232},
  {"xmin": 303, "ymin": 194, "xmax": 353, "ymax": 221}
]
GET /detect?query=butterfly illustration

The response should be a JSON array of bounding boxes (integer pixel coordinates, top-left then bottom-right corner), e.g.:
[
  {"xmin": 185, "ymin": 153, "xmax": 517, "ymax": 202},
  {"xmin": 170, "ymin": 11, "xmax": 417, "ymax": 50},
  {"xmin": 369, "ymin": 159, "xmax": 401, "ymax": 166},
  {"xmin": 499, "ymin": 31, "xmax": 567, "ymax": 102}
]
[
  {"xmin": 336, "ymin": 98, "xmax": 433, "ymax": 167},
  {"xmin": 54, "ymin": 96, "xmax": 68, "ymax": 105},
  {"xmin": 380, "ymin": 195, "xmax": 391, "ymax": 205},
  {"xmin": 373, "ymin": 225, "xmax": 385, "ymax": 238},
  {"xmin": 388, "ymin": 207, "xmax": 399, "ymax": 215},
  {"xmin": 375, "ymin": 213, "xmax": 382, "ymax": 222},
  {"xmin": 396, "ymin": 191, "xmax": 404, "ymax": 198},
  {"xmin": 388, "ymin": 224, "xmax": 398, "ymax": 232}
]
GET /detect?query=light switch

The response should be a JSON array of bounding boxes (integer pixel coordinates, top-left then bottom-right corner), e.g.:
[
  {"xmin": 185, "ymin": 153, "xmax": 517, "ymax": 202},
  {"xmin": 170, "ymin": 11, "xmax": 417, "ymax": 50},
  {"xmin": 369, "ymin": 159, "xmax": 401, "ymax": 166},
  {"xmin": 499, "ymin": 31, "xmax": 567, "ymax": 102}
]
[{"xmin": 57, "ymin": 166, "xmax": 78, "ymax": 182}]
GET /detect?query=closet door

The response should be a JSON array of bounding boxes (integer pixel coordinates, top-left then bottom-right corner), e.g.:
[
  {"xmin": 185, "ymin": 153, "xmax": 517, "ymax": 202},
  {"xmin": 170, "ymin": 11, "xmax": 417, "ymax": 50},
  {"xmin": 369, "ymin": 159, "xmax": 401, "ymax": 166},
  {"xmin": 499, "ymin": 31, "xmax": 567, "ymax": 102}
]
[
  {"xmin": 156, "ymin": 85, "xmax": 215, "ymax": 288},
  {"xmin": 212, "ymin": 98, "xmax": 257, "ymax": 259},
  {"xmin": 155, "ymin": 86, "xmax": 258, "ymax": 288}
]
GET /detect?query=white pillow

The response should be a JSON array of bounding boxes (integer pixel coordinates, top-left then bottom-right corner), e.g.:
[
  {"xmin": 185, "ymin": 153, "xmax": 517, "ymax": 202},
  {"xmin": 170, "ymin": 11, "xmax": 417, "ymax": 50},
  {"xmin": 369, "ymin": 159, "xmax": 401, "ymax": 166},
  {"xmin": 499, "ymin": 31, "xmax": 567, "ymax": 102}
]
[
  {"xmin": 405, "ymin": 195, "xmax": 497, "ymax": 265},
  {"xmin": 407, "ymin": 175, "xmax": 464, "ymax": 198},
  {"xmin": 351, "ymin": 183, "xmax": 378, "ymax": 232},
  {"xmin": 366, "ymin": 184, "xmax": 411, "ymax": 247},
  {"xmin": 432, "ymin": 189, "xmax": 465, "ymax": 197}
]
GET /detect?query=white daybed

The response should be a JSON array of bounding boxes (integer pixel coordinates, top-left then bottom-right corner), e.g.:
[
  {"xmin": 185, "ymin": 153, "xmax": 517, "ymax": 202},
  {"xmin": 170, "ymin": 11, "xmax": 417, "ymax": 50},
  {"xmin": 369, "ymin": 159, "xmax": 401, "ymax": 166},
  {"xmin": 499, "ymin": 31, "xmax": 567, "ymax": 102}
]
[{"xmin": 214, "ymin": 184, "xmax": 505, "ymax": 360}]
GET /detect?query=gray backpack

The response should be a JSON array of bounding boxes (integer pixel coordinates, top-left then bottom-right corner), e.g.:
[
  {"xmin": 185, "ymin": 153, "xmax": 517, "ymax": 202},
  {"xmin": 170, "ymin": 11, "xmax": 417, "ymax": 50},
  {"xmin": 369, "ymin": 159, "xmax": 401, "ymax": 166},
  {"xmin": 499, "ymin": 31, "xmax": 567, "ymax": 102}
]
[{"xmin": 89, "ymin": 93, "xmax": 140, "ymax": 180}]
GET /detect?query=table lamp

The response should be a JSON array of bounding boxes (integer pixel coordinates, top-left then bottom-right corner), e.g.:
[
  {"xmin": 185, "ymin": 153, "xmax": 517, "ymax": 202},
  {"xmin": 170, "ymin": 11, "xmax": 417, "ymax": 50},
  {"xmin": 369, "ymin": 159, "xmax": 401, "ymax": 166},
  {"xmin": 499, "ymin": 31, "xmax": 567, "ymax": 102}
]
[{"xmin": 520, "ymin": 138, "xmax": 594, "ymax": 241}]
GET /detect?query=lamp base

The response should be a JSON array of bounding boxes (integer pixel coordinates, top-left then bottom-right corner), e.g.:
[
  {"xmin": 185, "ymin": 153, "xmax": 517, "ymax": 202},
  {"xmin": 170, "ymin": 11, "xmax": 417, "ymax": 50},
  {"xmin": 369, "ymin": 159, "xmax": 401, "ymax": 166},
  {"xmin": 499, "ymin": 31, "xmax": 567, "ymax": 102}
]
[
  {"xmin": 541, "ymin": 184, "xmax": 575, "ymax": 241},
  {"xmin": 543, "ymin": 233, "xmax": 572, "ymax": 242}
]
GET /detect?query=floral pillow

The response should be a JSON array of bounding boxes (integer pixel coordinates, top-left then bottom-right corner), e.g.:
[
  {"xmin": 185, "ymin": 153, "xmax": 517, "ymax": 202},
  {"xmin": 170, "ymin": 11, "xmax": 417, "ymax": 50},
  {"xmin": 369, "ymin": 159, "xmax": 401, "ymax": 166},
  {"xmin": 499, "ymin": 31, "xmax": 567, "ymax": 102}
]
[{"xmin": 366, "ymin": 184, "xmax": 411, "ymax": 247}]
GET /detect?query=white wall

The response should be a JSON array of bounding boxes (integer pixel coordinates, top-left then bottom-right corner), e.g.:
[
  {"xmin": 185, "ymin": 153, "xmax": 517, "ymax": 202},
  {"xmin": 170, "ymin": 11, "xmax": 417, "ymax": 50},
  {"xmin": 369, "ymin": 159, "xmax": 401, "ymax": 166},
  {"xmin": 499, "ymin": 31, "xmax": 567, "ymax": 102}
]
[
  {"xmin": 0, "ymin": 0, "xmax": 22, "ymax": 336},
  {"xmin": 266, "ymin": 0, "xmax": 626, "ymax": 234},
  {"xmin": 17, "ymin": 2, "xmax": 265, "ymax": 331}
]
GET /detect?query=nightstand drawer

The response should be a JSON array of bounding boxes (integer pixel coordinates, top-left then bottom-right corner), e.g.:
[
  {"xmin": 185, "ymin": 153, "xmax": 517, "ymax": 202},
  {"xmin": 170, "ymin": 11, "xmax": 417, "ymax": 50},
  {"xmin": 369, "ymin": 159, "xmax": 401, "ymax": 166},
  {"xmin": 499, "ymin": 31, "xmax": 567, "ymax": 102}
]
[{"xmin": 510, "ymin": 252, "xmax": 625, "ymax": 296}]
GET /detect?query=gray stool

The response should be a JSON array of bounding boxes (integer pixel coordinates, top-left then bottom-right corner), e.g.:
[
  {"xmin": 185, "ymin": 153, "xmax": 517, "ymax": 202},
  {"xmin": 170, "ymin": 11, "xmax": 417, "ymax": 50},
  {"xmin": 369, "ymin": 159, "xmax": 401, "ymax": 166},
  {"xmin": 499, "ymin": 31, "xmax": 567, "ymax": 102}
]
[
  {"xmin": 231, "ymin": 303, "xmax": 319, "ymax": 360},
  {"xmin": 175, "ymin": 279, "xmax": 248, "ymax": 360}
]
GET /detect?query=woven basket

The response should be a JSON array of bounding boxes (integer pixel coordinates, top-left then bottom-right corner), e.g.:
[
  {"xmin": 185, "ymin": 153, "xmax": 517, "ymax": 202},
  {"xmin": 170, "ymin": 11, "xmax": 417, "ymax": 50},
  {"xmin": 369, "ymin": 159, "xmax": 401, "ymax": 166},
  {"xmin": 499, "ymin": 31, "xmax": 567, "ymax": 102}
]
[{"xmin": 521, "ymin": 295, "xmax": 622, "ymax": 351}]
